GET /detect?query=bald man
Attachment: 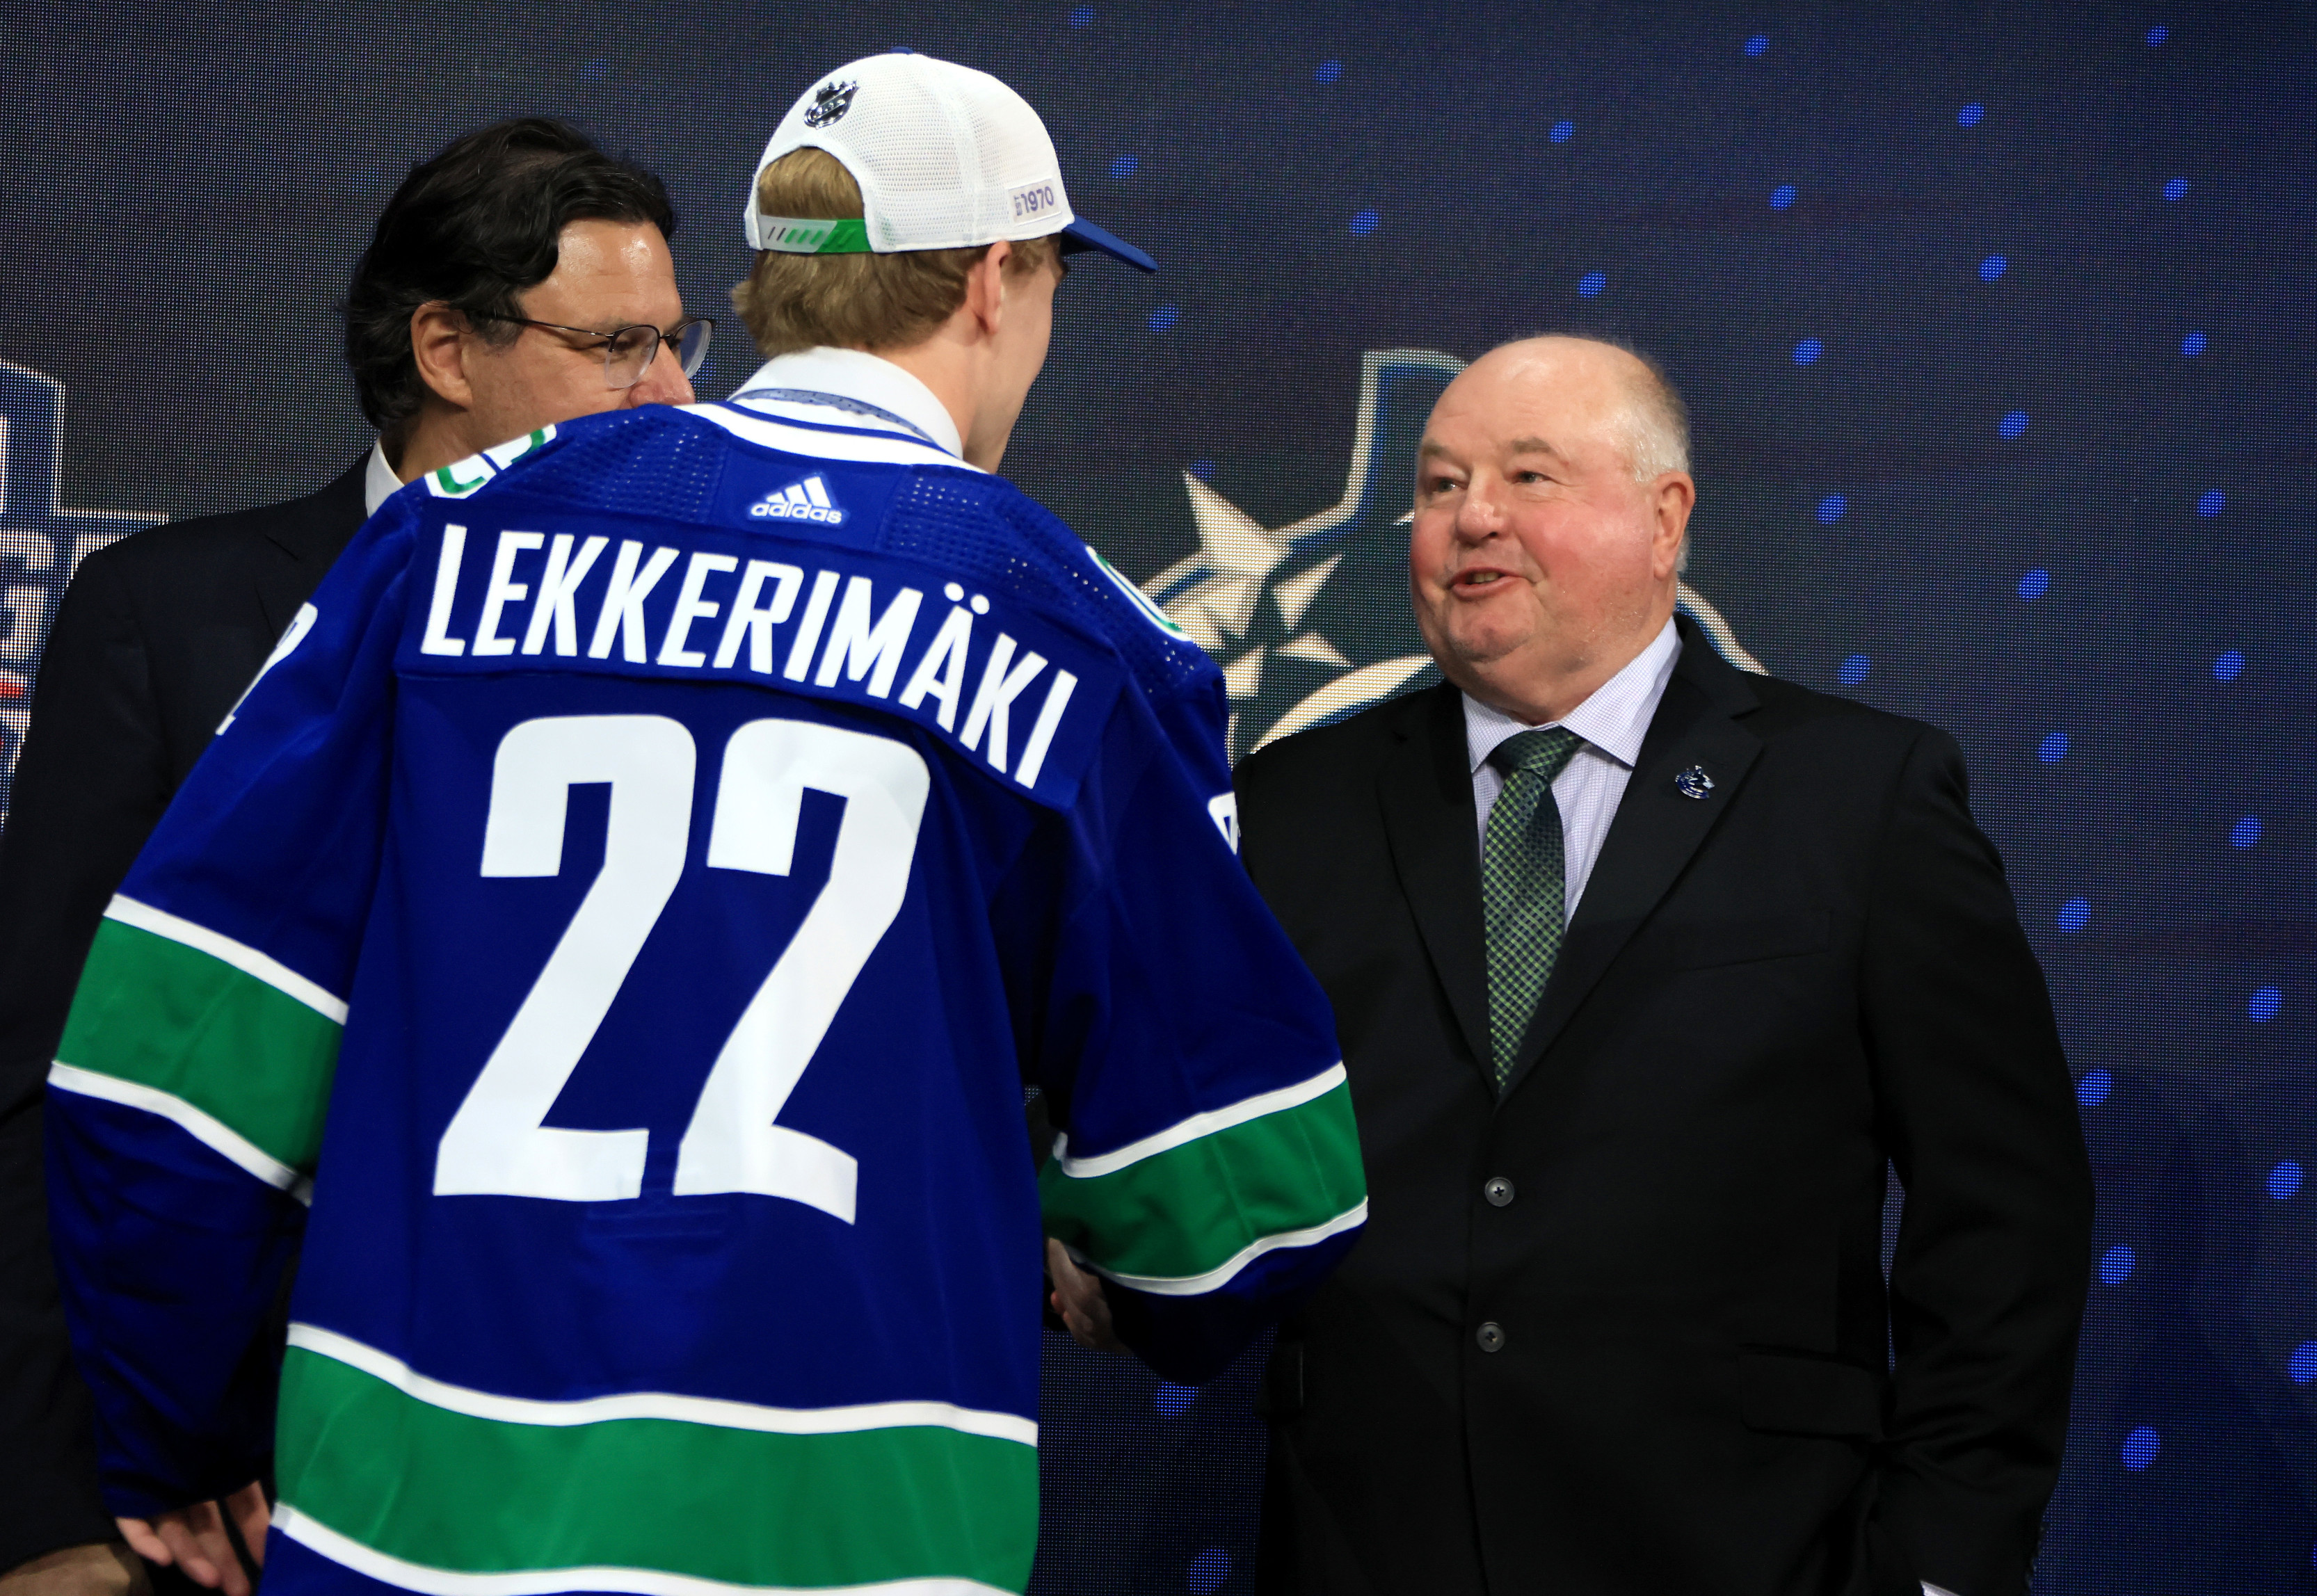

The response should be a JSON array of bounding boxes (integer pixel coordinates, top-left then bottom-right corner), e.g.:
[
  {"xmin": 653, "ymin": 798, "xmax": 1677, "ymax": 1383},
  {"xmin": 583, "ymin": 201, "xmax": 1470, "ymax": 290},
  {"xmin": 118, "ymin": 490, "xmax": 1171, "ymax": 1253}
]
[{"xmin": 1233, "ymin": 337, "xmax": 2092, "ymax": 1596}]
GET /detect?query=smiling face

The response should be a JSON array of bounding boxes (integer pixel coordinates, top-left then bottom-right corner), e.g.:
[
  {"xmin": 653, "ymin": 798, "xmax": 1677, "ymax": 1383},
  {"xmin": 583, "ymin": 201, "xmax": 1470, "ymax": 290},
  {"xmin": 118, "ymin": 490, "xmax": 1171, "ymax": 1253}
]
[{"xmin": 1409, "ymin": 338, "xmax": 1694, "ymax": 723}]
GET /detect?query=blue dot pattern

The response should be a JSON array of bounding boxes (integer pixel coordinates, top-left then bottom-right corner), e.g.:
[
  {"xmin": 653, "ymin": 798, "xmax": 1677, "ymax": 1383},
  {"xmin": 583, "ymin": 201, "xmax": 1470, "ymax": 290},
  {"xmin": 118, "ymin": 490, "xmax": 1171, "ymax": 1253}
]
[
  {"xmin": 1578, "ymin": 271, "xmax": 1606, "ymax": 297},
  {"xmin": 1959, "ymin": 103, "xmax": 1986, "ymax": 126},
  {"xmin": 1313, "ymin": 59, "xmax": 1342, "ymax": 83},
  {"xmin": 2250, "ymin": 988, "xmax": 2283, "ymax": 1023},
  {"xmin": 2181, "ymin": 331, "xmax": 2208, "ymax": 356},
  {"xmin": 1793, "ymin": 337, "xmax": 1823, "ymax": 365},
  {"xmin": 2058, "ymin": 898, "xmax": 2090, "ymax": 933},
  {"xmin": 2019, "ymin": 568, "xmax": 2051, "ymax": 599},
  {"xmin": 1550, "ymin": 120, "xmax": 1576, "ymax": 143},
  {"xmin": 2293, "ymin": 1344, "xmax": 2317, "ymax": 1385},
  {"xmin": 1109, "ymin": 154, "xmax": 1138, "ymax": 179},
  {"xmin": 1068, "ymin": 4, "xmax": 1094, "ymax": 24},
  {"xmin": 1980, "ymin": 253, "xmax": 2009, "ymax": 280},
  {"xmin": 2232, "ymin": 816, "xmax": 2261, "ymax": 848},
  {"xmin": 2197, "ymin": 489, "xmax": 2226, "ymax": 517},
  {"xmin": 1770, "ymin": 184, "xmax": 1797, "ymax": 210},
  {"xmin": 2270, "ymin": 1161, "xmax": 2304, "ymax": 1200},
  {"xmin": 2000, "ymin": 410, "xmax": 2030, "ymax": 438},
  {"xmin": 2214, "ymin": 650, "xmax": 2245, "ymax": 681},
  {"xmin": 2078, "ymin": 1069, "xmax": 2115, "ymax": 1108},
  {"xmin": 2163, "ymin": 177, "xmax": 2190, "ymax": 201},
  {"xmin": 1817, "ymin": 493, "xmax": 1847, "ymax": 524},
  {"xmin": 1154, "ymin": 1382, "xmax": 1196, "ymax": 1417},
  {"xmin": 1186, "ymin": 1549, "xmax": 1232, "ymax": 1594},
  {"xmin": 2039, "ymin": 731, "xmax": 2070, "ymax": 762},
  {"xmin": 1148, "ymin": 305, "xmax": 1180, "ymax": 333},
  {"xmin": 2123, "ymin": 1428, "xmax": 2162, "ymax": 1472},
  {"xmin": 1349, "ymin": 209, "xmax": 1379, "ymax": 236},
  {"xmin": 1745, "ymin": 33, "xmax": 1769, "ymax": 56},
  {"xmin": 2101, "ymin": 1244, "xmax": 2136, "ymax": 1284},
  {"xmin": 1838, "ymin": 654, "xmax": 1871, "ymax": 686}
]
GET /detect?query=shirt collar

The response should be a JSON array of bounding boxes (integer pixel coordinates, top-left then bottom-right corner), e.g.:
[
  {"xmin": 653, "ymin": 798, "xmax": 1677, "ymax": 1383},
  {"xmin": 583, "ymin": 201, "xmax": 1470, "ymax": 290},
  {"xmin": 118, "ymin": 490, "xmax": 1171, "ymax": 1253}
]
[
  {"xmin": 1463, "ymin": 617, "xmax": 1683, "ymax": 774},
  {"xmin": 362, "ymin": 438, "xmax": 402, "ymax": 517},
  {"xmin": 729, "ymin": 347, "xmax": 965, "ymax": 460}
]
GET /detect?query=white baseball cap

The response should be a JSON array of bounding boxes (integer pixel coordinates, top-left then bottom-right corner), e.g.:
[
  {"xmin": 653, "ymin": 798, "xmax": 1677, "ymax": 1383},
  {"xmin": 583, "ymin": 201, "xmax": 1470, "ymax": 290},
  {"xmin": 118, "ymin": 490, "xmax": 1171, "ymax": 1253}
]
[{"xmin": 743, "ymin": 51, "xmax": 1156, "ymax": 273}]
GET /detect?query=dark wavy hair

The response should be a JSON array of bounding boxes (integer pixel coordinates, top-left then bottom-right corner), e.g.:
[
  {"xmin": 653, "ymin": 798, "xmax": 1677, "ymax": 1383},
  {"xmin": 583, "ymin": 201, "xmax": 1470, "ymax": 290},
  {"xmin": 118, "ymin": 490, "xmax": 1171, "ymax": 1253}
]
[{"xmin": 342, "ymin": 118, "xmax": 677, "ymax": 446}]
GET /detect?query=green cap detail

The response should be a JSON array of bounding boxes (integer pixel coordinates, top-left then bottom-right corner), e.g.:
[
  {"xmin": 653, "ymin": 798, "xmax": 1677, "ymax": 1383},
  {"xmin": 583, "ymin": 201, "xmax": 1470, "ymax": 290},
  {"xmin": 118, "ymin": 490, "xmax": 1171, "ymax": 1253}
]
[{"xmin": 756, "ymin": 216, "xmax": 874, "ymax": 255}]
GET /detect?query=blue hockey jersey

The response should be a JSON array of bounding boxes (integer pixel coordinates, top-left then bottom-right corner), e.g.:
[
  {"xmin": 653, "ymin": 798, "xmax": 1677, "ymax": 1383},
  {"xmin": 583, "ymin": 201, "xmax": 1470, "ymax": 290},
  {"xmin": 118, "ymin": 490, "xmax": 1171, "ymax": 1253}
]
[{"xmin": 45, "ymin": 388, "xmax": 1365, "ymax": 1594}]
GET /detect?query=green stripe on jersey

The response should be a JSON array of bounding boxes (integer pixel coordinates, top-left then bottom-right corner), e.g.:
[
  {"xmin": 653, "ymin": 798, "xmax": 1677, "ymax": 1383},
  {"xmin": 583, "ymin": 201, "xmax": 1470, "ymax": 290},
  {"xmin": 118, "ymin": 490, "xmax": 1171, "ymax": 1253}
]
[
  {"xmin": 275, "ymin": 1346, "xmax": 1038, "ymax": 1590},
  {"xmin": 1038, "ymin": 1078, "xmax": 1365, "ymax": 1288},
  {"xmin": 54, "ymin": 918, "xmax": 342, "ymax": 1175}
]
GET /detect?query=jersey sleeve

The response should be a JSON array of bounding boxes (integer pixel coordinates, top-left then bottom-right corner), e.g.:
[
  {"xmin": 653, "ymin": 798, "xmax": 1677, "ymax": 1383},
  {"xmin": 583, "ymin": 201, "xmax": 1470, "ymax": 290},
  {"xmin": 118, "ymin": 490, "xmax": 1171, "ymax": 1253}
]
[
  {"xmin": 42, "ymin": 501, "xmax": 416, "ymax": 1519},
  {"xmin": 1025, "ymin": 672, "xmax": 1365, "ymax": 1384}
]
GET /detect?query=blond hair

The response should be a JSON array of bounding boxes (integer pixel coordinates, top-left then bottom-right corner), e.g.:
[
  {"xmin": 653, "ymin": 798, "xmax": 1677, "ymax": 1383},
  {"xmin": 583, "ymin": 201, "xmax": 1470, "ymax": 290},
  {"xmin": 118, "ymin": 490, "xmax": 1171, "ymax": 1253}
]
[{"xmin": 731, "ymin": 148, "xmax": 1062, "ymax": 357}]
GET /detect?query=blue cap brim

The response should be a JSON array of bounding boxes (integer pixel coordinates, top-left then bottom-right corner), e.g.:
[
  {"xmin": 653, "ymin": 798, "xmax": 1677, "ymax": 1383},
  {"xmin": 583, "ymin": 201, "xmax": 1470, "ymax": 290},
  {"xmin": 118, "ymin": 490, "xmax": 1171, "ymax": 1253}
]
[{"xmin": 1059, "ymin": 216, "xmax": 1157, "ymax": 273}]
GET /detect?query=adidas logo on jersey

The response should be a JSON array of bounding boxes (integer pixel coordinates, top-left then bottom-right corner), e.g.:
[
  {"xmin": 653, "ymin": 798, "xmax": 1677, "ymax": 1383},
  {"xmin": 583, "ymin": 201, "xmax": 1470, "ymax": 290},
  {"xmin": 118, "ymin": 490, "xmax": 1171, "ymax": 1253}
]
[{"xmin": 750, "ymin": 476, "xmax": 845, "ymax": 525}]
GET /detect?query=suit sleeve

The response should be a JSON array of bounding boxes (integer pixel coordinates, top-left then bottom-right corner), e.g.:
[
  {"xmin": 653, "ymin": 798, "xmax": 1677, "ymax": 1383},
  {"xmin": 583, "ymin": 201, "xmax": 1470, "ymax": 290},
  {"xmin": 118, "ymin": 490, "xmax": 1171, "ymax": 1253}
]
[
  {"xmin": 1023, "ymin": 675, "xmax": 1365, "ymax": 1385},
  {"xmin": 42, "ymin": 510, "xmax": 415, "ymax": 1520},
  {"xmin": 0, "ymin": 547, "xmax": 170, "ymax": 1565},
  {"xmin": 1862, "ymin": 727, "xmax": 2094, "ymax": 1596}
]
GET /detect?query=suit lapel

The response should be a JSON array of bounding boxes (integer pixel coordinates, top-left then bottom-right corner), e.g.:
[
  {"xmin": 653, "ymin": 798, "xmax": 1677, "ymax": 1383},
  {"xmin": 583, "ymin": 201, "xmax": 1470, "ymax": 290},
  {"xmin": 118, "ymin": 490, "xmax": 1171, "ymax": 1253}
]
[
  {"xmin": 255, "ymin": 456, "xmax": 371, "ymax": 637},
  {"xmin": 1376, "ymin": 685, "xmax": 1493, "ymax": 1071},
  {"xmin": 1500, "ymin": 630, "xmax": 1764, "ymax": 1099}
]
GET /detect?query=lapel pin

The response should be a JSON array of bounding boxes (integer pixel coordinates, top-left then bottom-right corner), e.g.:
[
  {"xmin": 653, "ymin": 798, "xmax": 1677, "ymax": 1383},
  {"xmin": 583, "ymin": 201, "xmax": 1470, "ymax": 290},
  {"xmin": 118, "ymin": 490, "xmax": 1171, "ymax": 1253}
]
[{"xmin": 1674, "ymin": 764, "xmax": 1715, "ymax": 800}]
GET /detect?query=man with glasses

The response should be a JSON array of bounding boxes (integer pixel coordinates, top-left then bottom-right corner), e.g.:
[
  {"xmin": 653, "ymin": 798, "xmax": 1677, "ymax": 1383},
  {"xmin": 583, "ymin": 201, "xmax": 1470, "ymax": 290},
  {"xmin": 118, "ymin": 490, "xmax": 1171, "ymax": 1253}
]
[{"xmin": 0, "ymin": 117, "xmax": 700, "ymax": 1596}]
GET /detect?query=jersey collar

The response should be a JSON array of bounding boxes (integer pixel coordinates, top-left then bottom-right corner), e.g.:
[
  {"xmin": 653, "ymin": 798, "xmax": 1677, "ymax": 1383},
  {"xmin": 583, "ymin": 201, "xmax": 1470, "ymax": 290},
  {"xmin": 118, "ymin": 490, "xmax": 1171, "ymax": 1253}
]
[{"xmin": 729, "ymin": 348, "xmax": 965, "ymax": 460}]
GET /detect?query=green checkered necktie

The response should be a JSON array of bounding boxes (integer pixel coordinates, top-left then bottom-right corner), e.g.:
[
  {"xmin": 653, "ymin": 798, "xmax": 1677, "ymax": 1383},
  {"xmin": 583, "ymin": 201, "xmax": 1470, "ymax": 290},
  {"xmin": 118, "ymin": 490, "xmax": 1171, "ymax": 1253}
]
[{"xmin": 1482, "ymin": 727, "xmax": 1584, "ymax": 1090}]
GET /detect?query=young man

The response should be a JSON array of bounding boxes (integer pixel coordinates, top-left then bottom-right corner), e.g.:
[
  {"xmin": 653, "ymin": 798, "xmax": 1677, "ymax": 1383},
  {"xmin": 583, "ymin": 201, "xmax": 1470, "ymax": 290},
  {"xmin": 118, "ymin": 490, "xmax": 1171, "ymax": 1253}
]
[
  {"xmin": 45, "ymin": 52, "xmax": 1363, "ymax": 1596},
  {"xmin": 0, "ymin": 118, "xmax": 699, "ymax": 1596}
]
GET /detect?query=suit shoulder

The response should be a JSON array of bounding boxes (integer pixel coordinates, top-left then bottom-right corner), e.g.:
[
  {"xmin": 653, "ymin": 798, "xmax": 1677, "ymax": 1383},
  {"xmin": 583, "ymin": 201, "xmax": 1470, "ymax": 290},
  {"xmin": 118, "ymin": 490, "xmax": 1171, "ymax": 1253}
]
[
  {"xmin": 75, "ymin": 466, "xmax": 362, "ymax": 592},
  {"xmin": 1238, "ymin": 685, "xmax": 1438, "ymax": 795},
  {"xmin": 1741, "ymin": 670, "xmax": 1961, "ymax": 770}
]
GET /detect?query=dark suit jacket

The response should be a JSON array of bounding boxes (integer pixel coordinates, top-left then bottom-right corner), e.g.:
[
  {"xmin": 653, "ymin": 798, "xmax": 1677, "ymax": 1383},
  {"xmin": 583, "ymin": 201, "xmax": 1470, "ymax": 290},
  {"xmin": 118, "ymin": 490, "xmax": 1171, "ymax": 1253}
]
[
  {"xmin": 1236, "ymin": 622, "xmax": 2094, "ymax": 1596},
  {"xmin": 0, "ymin": 458, "xmax": 365, "ymax": 1567}
]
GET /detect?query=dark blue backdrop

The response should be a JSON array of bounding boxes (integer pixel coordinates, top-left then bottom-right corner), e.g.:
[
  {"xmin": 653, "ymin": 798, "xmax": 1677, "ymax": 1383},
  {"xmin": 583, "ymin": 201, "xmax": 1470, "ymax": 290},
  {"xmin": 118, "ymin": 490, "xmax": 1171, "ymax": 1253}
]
[{"xmin": 3, "ymin": 3, "xmax": 2313, "ymax": 1591}]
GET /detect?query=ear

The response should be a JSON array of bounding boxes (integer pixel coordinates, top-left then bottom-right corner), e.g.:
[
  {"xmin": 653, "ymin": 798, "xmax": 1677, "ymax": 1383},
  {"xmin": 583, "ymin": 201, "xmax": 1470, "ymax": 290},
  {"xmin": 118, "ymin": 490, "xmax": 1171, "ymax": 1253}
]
[
  {"xmin": 1650, "ymin": 471, "xmax": 1697, "ymax": 579},
  {"xmin": 961, "ymin": 241, "xmax": 1014, "ymax": 339},
  {"xmin": 408, "ymin": 302, "xmax": 477, "ymax": 412}
]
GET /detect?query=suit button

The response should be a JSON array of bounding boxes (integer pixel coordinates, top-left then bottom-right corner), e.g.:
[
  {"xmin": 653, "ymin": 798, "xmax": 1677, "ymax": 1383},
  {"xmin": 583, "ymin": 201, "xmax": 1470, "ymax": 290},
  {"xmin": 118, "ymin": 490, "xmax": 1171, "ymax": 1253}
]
[
  {"xmin": 1476, "ymin": 1321, "xmax": 1506, "ymax": 1353},
  {"xmin": 1484, "ymin": 1176, "xmax": 1514, "ymax": 1207}
]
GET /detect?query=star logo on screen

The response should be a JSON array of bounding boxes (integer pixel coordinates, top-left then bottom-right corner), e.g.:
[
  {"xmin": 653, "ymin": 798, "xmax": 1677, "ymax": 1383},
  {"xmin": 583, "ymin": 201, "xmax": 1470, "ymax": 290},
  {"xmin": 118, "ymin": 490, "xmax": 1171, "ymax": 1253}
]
[{"xmin": 1141, "ymin": 349, "xmax": 1763, "ymax": 761}]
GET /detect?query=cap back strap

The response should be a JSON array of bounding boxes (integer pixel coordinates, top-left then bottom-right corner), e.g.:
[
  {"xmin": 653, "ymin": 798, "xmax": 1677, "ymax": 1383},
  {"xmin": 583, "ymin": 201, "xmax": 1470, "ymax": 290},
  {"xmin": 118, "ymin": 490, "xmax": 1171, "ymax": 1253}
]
[{"xmin": 752, "ymin": 216, "xmax": 874, "ymax": 254}]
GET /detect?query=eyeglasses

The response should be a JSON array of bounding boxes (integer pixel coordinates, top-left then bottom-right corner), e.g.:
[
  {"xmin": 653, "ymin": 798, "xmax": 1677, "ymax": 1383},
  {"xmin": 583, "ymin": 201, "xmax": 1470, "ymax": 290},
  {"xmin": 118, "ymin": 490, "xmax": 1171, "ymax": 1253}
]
[{"xmin": 470, "ymin": 312, "xmax": 716, "ymax": 389}]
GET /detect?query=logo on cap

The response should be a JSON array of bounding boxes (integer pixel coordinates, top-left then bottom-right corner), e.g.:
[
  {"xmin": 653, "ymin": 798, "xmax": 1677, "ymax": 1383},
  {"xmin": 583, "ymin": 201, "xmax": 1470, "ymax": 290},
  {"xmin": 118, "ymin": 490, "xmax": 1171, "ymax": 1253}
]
[{"xmin": 803, "ymin": 80, "xmax": 858, "ymax": 127}]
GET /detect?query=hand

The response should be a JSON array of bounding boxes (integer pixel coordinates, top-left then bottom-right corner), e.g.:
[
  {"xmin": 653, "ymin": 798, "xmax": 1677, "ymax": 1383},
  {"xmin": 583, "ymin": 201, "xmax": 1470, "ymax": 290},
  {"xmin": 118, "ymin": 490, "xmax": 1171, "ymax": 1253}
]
[
  {"xmin": 115, "ymin": 1483, "xmax": 267, "ymax": 1596},
  {"xmin": 0, "ymin": 1542, "xmax": 147, "ymax": 1596},
  {"xmin": 1046, "ymin": 1236, "xmax": 1123, "ymax": 1353}
]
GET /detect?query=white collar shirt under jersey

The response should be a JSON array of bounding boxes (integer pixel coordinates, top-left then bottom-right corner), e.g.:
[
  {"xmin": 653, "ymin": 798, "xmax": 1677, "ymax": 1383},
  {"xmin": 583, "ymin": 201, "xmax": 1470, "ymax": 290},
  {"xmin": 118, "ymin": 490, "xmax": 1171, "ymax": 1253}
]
[
  {"xmin": 363, "ymin": 441, "xmax": 401, "ymax": 517},
  {"xmin": 362, "ymin": 346, "xmax": 962, "ymax": 518},
  {"xmin": 726, "ymin": 346, "xmax": 968, "ymax": 460},
  {"xmin": 1464, "ymin": 616, "xmax": 1682, "ymax": 926}
]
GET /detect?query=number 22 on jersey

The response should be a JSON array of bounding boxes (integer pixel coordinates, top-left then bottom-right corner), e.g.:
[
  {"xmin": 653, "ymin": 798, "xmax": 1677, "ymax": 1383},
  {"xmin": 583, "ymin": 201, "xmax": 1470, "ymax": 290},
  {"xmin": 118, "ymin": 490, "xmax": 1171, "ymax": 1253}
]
[{"xmin": 433, "ymin": 714, "xmax": 929, "ymax": 1222}]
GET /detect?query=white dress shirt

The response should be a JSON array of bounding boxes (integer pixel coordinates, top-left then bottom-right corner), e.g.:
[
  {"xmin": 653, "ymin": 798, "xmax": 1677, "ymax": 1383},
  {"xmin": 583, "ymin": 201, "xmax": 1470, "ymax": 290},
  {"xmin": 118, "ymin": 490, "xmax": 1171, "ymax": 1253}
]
[
  {"xmin": 362, "ymin": 440, "xmax": 401, "ymax": 517},
  {"xmin": 1464, "ymin": 617, "xmax": 1681, "ymax": 921},
  {"xmin": 727, "ymin": 346, "xmax": 966, "ymax": 460}
]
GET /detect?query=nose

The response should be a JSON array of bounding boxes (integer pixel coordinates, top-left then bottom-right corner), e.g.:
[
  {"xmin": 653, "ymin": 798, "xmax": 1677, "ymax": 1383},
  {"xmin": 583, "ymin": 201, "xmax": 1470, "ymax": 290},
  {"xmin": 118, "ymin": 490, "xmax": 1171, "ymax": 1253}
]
[
  {"xmin": 627, "ymin": 341, "xmax": 696, "ymax": 408},
  {"xmin": 1454, "ymin": 481, "xmax": 1505, "ymax": 542}
]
